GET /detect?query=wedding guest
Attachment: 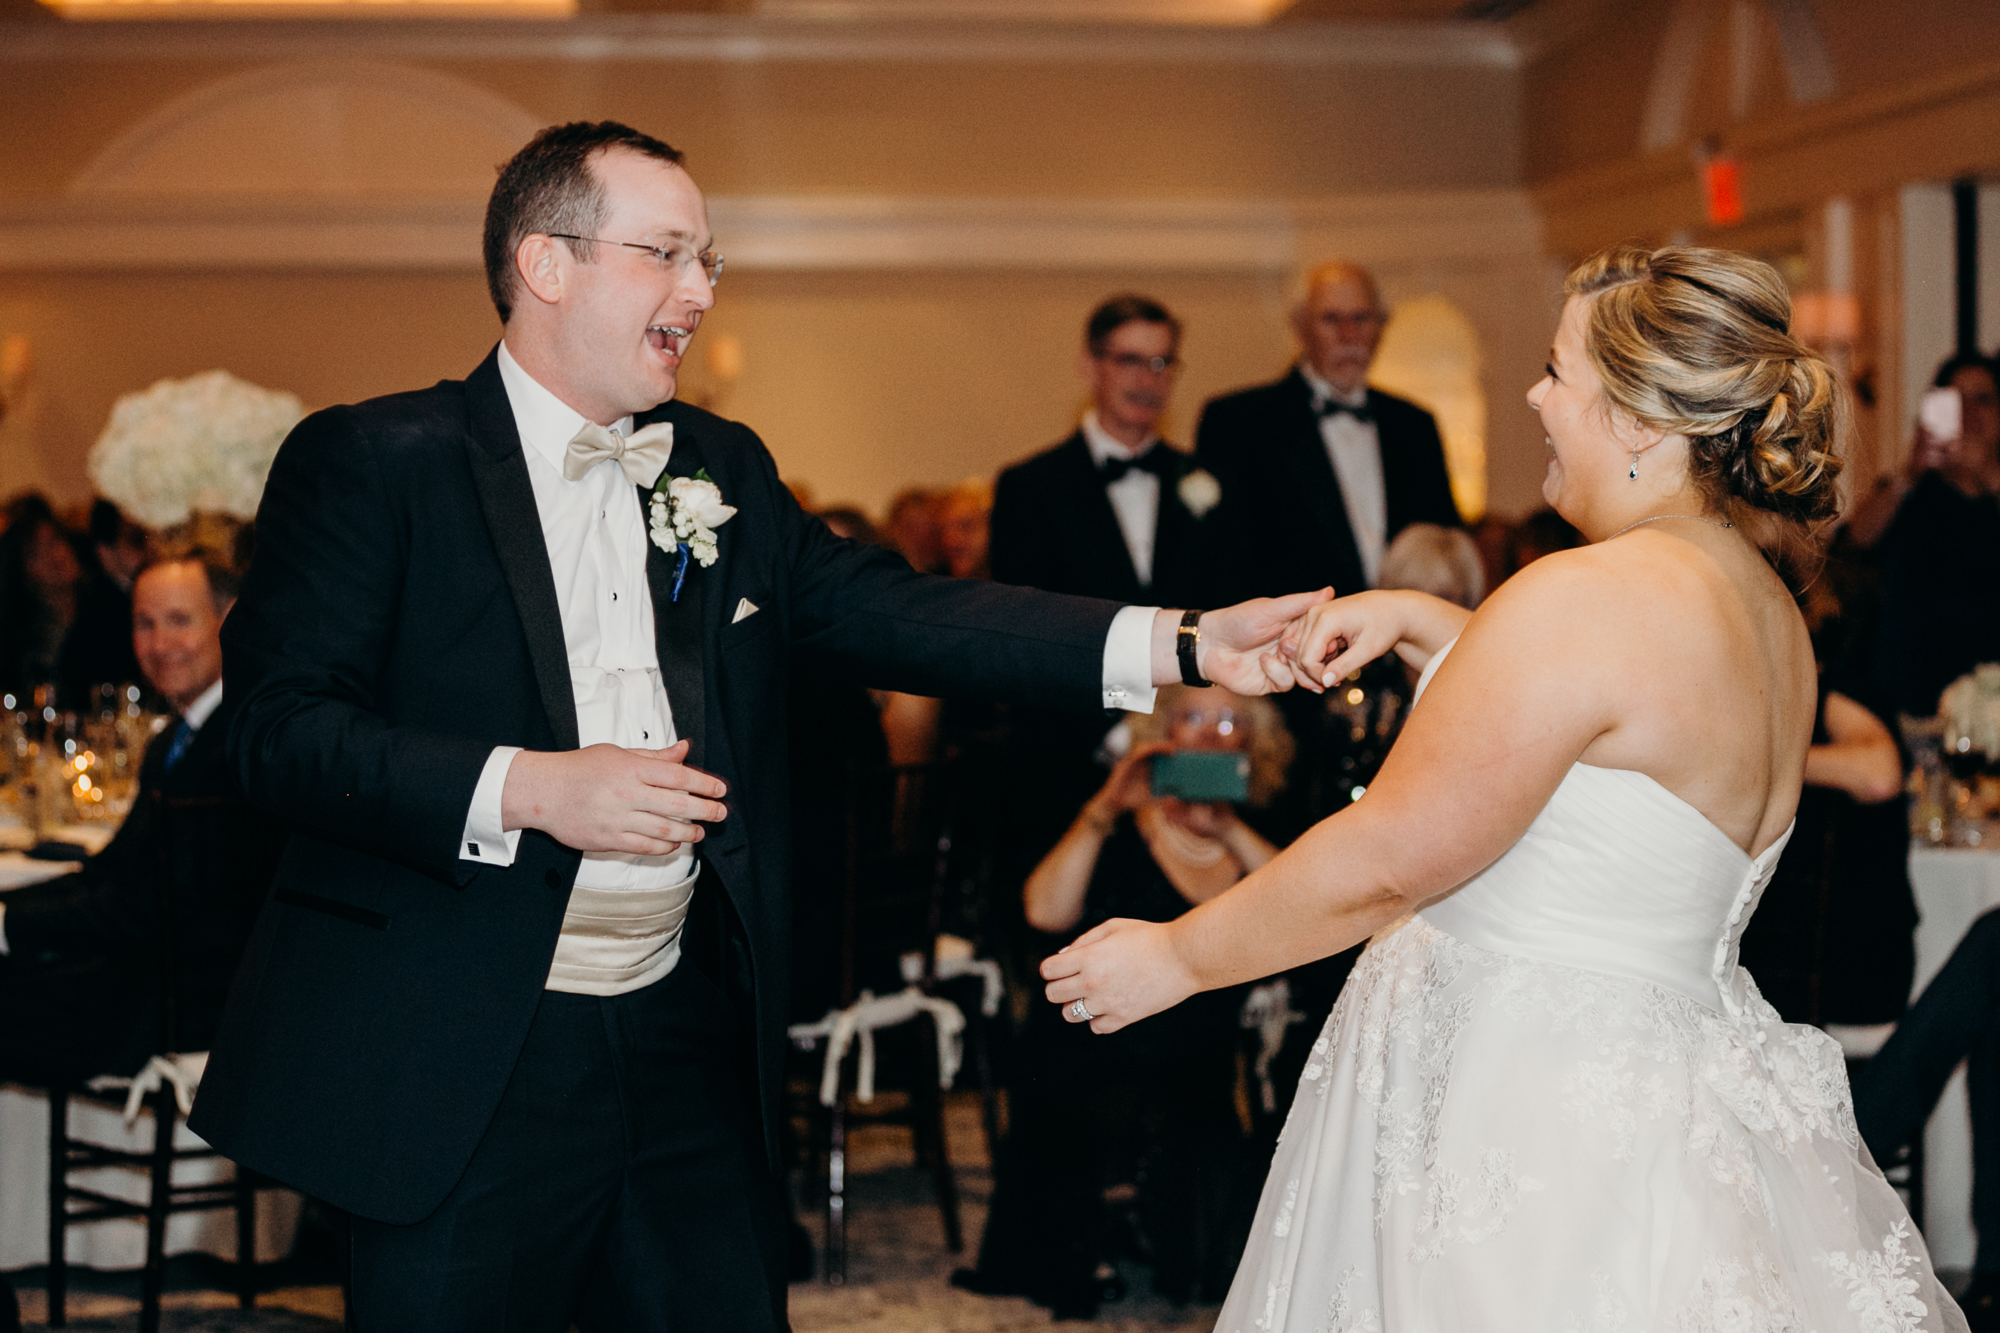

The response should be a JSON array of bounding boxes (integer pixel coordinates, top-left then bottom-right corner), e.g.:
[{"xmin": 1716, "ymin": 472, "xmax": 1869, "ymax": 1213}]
[
  {"xmin": 60, "ymin": 498, "xmax": 148, "ymax": 696},
  {"xmin": 90, "ymin": 499, "xmax": 149, "ymax": 593},
  {"xmin": 957, "ymin": 685, "xmax": 1291, "ymax": 1319},
  {"xmin": 0, "ymin": 495, "xmax": 85, "ymax": 699},
  {"xmin": 1857, "ymin": 352, "xmax": 2000, "ymax": 716},
  {"xmin": 1852, "ymin": 909, "xmax": 2000, "ymax": 1328},
  {"xmin": 990, "ymin": 295, "xmax": 1228, "ymax": 872},
  {"xmin": 885, "ymin": 486, "xmax": 944, "ymax": 573},
  {"xmin": 1196, "ymin": 260, "xmax": 1460, "ymax": 603},
  {"xmin": 1502, "ymin": 505, "xmax": 1583, "ymax": 578},
  {"xmin": 1734, "ymin": 683, "xmax": 1911, "ymax": 1027},
  {"xmin": 0, "ymin": 529, "xmax": 285, "ymax": 1083},
  {"xmin": 935, "ymin": 477, "xmax": 993, "ymax": 580},
  {"xmin": 991, "ymin": 295, "xmax": 1219, "ymax": 609}
]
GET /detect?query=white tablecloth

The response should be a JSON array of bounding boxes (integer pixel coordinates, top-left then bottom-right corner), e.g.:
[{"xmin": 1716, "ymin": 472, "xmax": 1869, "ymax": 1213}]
[
  {"xmin": 0, "ymin": 1084, "xmax": 299, "ymax": 1271},
  {"xmin": 1908, "ymin": 845, "xmax": 2000, "ymax": 1270}
]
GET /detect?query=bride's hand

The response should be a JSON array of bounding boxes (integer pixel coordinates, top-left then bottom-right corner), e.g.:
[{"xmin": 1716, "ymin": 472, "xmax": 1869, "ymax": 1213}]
[
  {"xmin": 1192, "ymin": 588, "xmax": 1337, "ymax": 695},
  {"xmin": 1284, "ymin": 590, "xmax": 1411, "ymax": 690},
  {"xmin": 1040, "ymin": 917, "xmax": 1199, "ymax": 1034}
]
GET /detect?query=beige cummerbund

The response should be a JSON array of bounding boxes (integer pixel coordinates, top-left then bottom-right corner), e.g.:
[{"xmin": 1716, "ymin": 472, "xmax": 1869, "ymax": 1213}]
[{"xmin": 544, "ymin": 863, "xmax": 700, "ymax": 996}]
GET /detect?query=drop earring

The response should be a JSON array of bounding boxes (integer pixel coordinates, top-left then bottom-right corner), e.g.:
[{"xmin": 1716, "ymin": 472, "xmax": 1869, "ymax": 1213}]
[{"xmin": 1628, "ymin": 450, "xmax": 1640, "ymax": 480}]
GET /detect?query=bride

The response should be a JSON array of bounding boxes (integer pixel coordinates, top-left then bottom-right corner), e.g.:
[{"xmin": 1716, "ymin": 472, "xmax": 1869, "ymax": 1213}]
[{"xmin": 1042, "ymin": 245, "xmax": 1968, "ymax": 1331}]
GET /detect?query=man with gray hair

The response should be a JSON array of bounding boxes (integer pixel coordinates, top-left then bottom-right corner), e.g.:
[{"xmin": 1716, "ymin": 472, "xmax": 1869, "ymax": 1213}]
[{"xmin": 1196, "ymin": 260, "xmax": 1460, "ymax": 603}]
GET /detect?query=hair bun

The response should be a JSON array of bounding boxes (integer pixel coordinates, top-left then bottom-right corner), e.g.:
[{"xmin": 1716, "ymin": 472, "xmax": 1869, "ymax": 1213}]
[{"xmin": 1567, "ymin": 245, "xmax": 1847, "ymax": 526}]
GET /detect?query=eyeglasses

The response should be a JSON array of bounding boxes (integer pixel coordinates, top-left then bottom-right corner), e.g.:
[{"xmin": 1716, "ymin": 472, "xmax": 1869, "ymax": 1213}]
[
  {"xmin": 1312, "ymin": 310, "xmax": 1383, "ymax": 333},
  {"xmin": 1096, "ymin": 351, "xmax": 1181, "ymax": 374},
  {"xmin": 548, "ymin": 234, "xmax": 724, "ymax": 287},
  {"xmin": 1171, "ymin": 707, "xmax": 1239, "ymax": 736}
]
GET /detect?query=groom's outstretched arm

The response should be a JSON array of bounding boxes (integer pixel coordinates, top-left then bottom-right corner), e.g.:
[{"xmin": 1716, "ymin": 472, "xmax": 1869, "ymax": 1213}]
[
  {"xmin": 753, "ymin": 436, "xmax": 1321, "ymax": 705},
  {"xmin": 221, "ymin": 408, "xmax": 495, "ymax": 882}
]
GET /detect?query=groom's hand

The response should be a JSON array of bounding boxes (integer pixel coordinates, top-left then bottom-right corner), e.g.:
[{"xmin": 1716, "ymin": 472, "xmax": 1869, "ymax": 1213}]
[
  {"xmin": 1150, "ymin": 588, "xmax": 1335, "ymax": 696},
  {"xmin": 502, "ymin": 740, "xmax": 728, "ymax": 856}
]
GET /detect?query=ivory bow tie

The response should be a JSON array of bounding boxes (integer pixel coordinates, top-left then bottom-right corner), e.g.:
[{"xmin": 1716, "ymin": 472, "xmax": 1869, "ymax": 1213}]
[{"xmin": 564, "ymin": 421, "xmax": 675, "ymax": 486}]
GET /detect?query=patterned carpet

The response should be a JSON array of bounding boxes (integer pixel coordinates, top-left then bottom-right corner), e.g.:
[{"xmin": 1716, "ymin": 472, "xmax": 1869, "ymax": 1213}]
[{"xmin": 12, "ymin": 1093, "xmax": 1218, "ymax": 1332}]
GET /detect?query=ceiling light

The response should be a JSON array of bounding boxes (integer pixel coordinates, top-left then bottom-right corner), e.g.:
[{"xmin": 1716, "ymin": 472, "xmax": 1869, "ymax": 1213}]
[{"xmin": 37, "ymin": 0, "xmax": 573, "ymax": 19}]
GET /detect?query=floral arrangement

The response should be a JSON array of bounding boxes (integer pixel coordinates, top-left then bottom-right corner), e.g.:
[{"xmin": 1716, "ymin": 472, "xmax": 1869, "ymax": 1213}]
[
  {"xmin": 87, "ymin": 370, "xmax": 304, "ymax": 528},
  {"xmin": 649, "ymin": 468, "xmax": 736, "ymax": 602},
  {"xmin": 1940, "ymin": 663, "xmax": 2000, "ymax": 757}
]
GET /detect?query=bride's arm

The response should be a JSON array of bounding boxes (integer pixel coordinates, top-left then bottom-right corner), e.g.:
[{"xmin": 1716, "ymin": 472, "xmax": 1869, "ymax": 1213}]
[
  {"xmin": 1280, "ymin": 589, "xmax": 1472, "ymax": 692},
  {"xmin": 1043, "ymin": 554, "xmax": 1629, "ymax": 1031}
]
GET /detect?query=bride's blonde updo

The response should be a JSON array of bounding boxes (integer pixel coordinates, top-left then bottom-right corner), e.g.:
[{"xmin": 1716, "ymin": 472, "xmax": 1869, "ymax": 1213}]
[{"xmin": 1565, "ymin": 245, "xmax": 1846, "ymax": 524}]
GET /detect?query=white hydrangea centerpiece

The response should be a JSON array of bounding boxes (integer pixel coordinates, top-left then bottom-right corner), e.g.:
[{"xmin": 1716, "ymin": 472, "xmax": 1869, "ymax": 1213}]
[{"xmin": 87, "ymin": 370, "xmax": 303, "ymax": 529}]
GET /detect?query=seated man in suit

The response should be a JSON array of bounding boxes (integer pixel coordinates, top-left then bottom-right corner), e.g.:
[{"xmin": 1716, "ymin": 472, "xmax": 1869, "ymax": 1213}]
[
  {"xmin": 990, "ymin": 295, "xmax": 1228, "ymax": 867},
  {"xmin": 0, "ymin": 533, "xmax": 285, "ymax": 1084},
  {"xmin": 1195, "ymin": 260, "xmax": 1461, "ymax": 602}
]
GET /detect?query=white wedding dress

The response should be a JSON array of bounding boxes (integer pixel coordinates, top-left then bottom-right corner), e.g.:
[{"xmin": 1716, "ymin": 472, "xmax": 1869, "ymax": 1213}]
[{"xmin": 1218, "ymin": 642, "xmax": 1967, "ymax": 1333}]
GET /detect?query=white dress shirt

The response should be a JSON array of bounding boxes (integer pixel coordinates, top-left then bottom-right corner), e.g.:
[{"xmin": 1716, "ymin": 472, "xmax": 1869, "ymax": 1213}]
[
  {"xmin": 1080, "ymin": 410, "xmax": 1161, "ymax": 589},
  {"xmin": 461, "ymin": 342, "xmax": 696, "ymax": 996},
  {"xmin": 460, "ymin": 347, "xmax": 1164, "ymax": 994},
  {"xmin": 1300, "ymin": 364, "xmax": 1388, "ymax": 588},
  {"xmin": 0, "ymin": 677, "xmax": 224, "ymax": 956}
]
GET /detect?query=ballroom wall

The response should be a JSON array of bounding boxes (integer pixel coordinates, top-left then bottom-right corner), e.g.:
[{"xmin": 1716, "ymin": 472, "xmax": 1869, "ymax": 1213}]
[{"xmin": 0, "ymin": 20, "xmax": 1555, "ymax": 523}]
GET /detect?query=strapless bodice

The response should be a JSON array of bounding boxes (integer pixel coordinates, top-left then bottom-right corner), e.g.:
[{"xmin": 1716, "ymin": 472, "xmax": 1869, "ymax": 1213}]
[{"xmin": 1410, "ymin": 640, "xmax": 1792, "ymax": 1017}]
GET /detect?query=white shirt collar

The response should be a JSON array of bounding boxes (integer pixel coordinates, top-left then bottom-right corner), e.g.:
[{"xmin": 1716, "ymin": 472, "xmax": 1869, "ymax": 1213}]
[
  {"xmin": 1299, "ymin": 363, "xmax": 1369, "ymax": 411},
  {"xmin": 1080, "ymin": 409, "xmax": 1158, "ymax": 468},
  {"xmin": 182, "ymin": 678, "xmax": 225, "ymax": 731},
  {"xmin": 497, "ymin": 340, "xmax": 635, "ymax": 474}
]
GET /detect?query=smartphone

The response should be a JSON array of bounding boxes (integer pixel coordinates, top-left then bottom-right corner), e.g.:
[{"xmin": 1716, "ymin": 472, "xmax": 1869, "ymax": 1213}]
[
  {"xmin": 1921, "ymin": 386, "xmax": 1963, "ymax": 441},
  {"xmin": 1151, "ymin": 750, "xmax": 1251, "ymax": 804}
]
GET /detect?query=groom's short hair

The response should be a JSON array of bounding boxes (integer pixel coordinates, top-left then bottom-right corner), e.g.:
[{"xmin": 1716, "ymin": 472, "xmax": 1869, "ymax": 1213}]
[{"xmin": 484, "ymin": 121, "xmax": 686, "ymax": 324}]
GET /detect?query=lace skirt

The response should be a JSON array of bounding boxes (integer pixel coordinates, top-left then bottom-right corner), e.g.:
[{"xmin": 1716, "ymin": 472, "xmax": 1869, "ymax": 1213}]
[{"xmin": 1217, "ymin": 915, "xmax": 1967, "ymax": 1333}]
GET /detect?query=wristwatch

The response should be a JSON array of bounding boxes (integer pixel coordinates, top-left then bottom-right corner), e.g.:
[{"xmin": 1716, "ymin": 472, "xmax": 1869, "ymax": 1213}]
[{"xmin": 1177, "ymin": 609, "xmax": 1211, "ymax": 688}]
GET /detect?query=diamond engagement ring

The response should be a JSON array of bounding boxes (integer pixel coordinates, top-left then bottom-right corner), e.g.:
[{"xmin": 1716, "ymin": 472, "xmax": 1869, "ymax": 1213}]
[{"xmin": 1068, "ymin": 999, "xmax": 1094, "ymax": 1021}]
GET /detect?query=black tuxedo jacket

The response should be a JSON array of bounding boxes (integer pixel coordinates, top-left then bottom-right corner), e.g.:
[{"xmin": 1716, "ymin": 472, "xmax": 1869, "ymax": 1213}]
[
  {"xmin": 988, "ymin": 430, "xmax": 1222, "ymax": 608},
  {"xmin": 4, "ymin": 696, "xmax": 285, "ymax": 1061},
  {"xmin": 188, "ymin": 348, "xmax": 1122, "ymax": 1225},
  {"xmin": 1194, "ymin": 368, "xmax": 1461, "ymax": 601}
]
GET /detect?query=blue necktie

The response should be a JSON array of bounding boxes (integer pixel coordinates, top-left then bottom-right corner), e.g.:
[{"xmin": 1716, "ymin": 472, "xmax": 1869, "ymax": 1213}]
[{"xmin": 163, "ymin": 720, "xmax": 195, "ymax": 773}]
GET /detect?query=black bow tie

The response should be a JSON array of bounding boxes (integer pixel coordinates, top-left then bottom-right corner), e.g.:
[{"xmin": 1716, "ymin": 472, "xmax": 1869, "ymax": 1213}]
[
  {"xmin": 1317, "ymin": 397, "xmax": 1374, "ymax": 425},
  {"xmin": 1099, "ymin": 446, "xmax": 1176, "ymax": 484}
]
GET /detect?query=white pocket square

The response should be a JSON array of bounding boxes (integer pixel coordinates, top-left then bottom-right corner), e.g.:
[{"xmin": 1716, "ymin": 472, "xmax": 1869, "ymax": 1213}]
[{"xmin": 732, "ymin": 598, "xmax": 761, "ymax": 624}]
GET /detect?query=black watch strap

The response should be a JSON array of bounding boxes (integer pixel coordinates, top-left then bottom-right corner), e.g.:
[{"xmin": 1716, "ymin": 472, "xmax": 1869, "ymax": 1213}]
[{"xmin": 1177, "ymin": 609, "xmax": 1211, "ymax": 688}]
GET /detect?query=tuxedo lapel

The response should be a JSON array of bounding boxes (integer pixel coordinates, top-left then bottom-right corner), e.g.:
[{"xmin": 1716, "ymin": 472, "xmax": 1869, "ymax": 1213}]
[
  {"xmin": 1057, "ymin": 432, "xmax": 1145, "ymax": 600},
  {"xmin": 462, "ymin": 350, "xmax": 580, "ymax": 752},
  {"xmin": 1276, "ymin": 369, "xmax": 1365, "ymax": 588},
  {"xmin": 1151, "ymin": 454, "xmax": 1198, "ymax": 598},
  {"xmin": 640, "ymin": 410, "xmax": 708, "ymax": 772}
]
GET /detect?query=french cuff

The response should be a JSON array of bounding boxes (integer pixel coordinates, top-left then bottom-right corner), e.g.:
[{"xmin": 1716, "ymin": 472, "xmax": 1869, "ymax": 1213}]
[
  {"xmin": 460, "ymin": 745, "xmax": 525, "ymax": 866},
  {"xmin": 1101, "ymin": 604, "xmax": 1161, "ymax": 714}
]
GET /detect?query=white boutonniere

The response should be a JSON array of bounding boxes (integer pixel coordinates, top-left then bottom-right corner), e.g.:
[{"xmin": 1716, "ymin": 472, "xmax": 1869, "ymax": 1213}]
[
  {"xmin": 648, "ymin": 468, "xmax": 737, "ymax": 601},
  {"xmin": 1178, "ymin": 467, "xmax": 1222, "ymax": 518}
]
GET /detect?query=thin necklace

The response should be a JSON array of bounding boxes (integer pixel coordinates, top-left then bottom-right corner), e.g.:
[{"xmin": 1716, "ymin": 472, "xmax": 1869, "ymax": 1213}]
[{"xmin": 1607, "ymin": 513, "xmax": 1735, "ymax": 541}]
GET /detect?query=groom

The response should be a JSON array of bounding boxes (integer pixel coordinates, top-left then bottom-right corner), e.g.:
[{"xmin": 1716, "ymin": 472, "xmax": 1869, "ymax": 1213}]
[{"xmin": 188, "ymin": 121, "xmax": 1320, "ymax": 1331}]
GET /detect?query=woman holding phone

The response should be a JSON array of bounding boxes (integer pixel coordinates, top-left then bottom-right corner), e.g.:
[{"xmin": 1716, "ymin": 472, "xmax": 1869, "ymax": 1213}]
[{"xmin": 955, "ymin": 686, "xmax": 1292, "ymax": 1318}]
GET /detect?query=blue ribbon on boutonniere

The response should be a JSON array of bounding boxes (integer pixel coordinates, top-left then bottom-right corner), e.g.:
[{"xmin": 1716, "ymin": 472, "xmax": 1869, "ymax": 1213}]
[{"xmin": 671, "ymin": 542, "xmax": 691, "ymax": 603}]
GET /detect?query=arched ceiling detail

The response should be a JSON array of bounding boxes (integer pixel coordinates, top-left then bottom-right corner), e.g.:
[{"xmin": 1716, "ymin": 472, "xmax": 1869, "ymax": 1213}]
[{"xmin": 68, "ymin": 59, "xmax": 544, "ymax": 198}]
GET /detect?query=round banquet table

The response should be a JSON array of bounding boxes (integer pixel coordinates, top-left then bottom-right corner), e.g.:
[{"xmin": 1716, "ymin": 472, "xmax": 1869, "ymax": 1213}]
[
  {"xmin": 1909, "ymin": 844, "xmax": 2000, "ymax": 1272},
  {"xmin": 0, "ymin": 850, "xmax": 300, "ymax": 1272}
]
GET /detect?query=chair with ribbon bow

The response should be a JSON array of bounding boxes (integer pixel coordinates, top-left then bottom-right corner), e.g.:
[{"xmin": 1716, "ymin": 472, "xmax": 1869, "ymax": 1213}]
[
  {"xmin": 785, "ymin": 758, "xmax": 1004, "ymax": 1284},
  {"xmin": 43, "ymin": 792, "xmax": 265, "ymax": 1332}
]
